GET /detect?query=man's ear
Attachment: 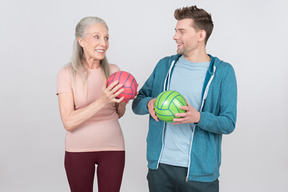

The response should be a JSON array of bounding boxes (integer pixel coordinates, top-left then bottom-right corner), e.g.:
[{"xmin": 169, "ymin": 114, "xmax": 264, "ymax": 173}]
[{"xmin": 199, "ymin": 30, "xmax": 206, "ymax": 42}]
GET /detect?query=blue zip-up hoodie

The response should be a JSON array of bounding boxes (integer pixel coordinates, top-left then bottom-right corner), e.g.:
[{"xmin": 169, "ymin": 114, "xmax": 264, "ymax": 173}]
[{"xmin": 132, "ymin": 54, "xmax": 237, "ymax": 182}]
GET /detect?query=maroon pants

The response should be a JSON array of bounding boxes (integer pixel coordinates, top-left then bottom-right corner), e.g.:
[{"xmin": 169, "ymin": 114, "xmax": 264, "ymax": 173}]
[{"xmin": 65, "ymin": 151, "xmax": 125, "ymax": 192}]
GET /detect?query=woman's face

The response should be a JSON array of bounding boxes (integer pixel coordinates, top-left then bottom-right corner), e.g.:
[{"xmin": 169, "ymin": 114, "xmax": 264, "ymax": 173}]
[{"xmin": 79, "ymin": 23, "xmax": 109, "ymax": 62}]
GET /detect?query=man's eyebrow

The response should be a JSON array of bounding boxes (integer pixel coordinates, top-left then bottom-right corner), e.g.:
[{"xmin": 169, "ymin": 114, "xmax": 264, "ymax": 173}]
[{"xmin": 175, "ymin": 28, "xmax": 186, "ymax": 31}]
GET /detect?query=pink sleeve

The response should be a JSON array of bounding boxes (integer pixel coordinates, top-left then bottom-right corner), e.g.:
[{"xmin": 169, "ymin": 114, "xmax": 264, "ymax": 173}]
[
  {"xmin": 109, "ymin": 64, "xmax": 121, "ymax": 75},
  {"xmin": 56, "ymin": 67, "xmax": 72, "ymax": 95}
]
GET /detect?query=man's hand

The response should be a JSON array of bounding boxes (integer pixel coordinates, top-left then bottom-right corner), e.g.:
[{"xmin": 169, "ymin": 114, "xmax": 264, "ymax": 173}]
[
  {"xmin": 172, "ymin": 101, "xmax": 200, "ymax": 125},
  {"xmin": 147, "ymin": 98, "xmax": 159, "ymax": 121}
]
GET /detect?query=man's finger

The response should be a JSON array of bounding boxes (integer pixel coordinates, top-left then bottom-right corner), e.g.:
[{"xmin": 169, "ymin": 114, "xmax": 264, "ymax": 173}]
[
  {"xmin": 179, "ymin": 106, "xmax": 189, "ymax": 111},
  {"xmin": 175, "ymin": 112, "xmax": 187, "ymax": 117}
]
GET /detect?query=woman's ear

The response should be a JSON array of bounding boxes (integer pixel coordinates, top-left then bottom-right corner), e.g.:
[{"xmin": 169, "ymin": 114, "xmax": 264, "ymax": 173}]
[{"xmin": 78, "ymin": 37, "xmax": 84, "ymax": 47}]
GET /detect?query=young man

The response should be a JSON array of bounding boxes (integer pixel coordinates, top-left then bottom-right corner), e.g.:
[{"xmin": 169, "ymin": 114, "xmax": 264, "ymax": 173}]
[{"xmin": 132, "ymin": 5, "xmax": 237, "ymax": 192}]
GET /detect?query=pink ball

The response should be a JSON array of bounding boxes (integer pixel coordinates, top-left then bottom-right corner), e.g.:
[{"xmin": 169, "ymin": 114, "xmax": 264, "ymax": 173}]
[{"xmin": 107, "ymin": 71, "xmax": 138, "ymax": 102}]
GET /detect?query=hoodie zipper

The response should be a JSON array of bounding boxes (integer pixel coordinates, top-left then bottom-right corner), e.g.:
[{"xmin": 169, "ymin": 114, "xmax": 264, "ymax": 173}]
[
  {"xmin": 185, "ymin": 65, "xmax": 216, "ymax": 182},
  {"xmin": 156, "ymin": 60, "xmax": 175, "ymax": 169}
]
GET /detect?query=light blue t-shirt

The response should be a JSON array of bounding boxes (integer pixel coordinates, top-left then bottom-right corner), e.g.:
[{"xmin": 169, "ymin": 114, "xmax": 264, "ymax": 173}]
[{"xmin": 160, "ymin": 56, "xmax": 210, "ymax": 167}]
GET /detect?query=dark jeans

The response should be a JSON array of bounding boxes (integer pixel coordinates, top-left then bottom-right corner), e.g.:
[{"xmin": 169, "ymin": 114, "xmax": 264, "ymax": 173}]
[
  {"xmin": 147, "ymin": 163, "xmax": 219, "ymax": 192},
  {"xmin": 65, "ymin": 151, "xmax": 125, "ymax": 192}
]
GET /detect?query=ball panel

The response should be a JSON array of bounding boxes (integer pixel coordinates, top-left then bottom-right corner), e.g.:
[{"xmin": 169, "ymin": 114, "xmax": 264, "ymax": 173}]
[
  {"xmin": 156, "ymin": 90, "xmax": 175, "ymax": 109},
  {"xmin": 107, "ymin": 72, "xmax": 117, "ymax": 85},
  {"xmin": 172, "ymin": 96, "xmax": 186, "ymax": 110},
  {"xmin": 155, "ymin": 108, "xmax": 175, "ymax": 122},
  {"xmin": 169, "ymin": 102, "xmax": 180, "ymax": 114}
]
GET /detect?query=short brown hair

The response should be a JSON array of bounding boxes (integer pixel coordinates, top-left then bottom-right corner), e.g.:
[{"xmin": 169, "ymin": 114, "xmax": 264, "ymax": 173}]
[{"xmin": 174, "ymin": 5, "xmax": 214, "ymax": 44}]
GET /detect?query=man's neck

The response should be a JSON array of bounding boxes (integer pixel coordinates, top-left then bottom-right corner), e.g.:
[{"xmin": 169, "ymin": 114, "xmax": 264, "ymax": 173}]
[{"xmin": 183, "ymin": 49, "xmax": 210, "ymax": 63}]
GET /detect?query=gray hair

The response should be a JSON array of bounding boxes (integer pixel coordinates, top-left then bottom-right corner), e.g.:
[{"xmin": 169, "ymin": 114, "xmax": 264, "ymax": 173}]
[{"xmin": 69, "ymin": 16, "xmax": 110, "ymax": 83}]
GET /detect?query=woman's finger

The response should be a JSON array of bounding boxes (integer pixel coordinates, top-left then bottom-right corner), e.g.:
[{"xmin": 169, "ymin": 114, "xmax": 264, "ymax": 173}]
[
  {"xmin": 113, "ymin": 88, "xmax": 125, "ymax": 98},
  {"xmin": 112, "ymin": 96, "xmax": 124, "ymax": 103},
  {"xmin": 106, "ymin": 80, "xmax": 119, "ymax": 90},
  {"xmin": 111, "ymin": 83, "xmax": 123, "ymax": 94}
]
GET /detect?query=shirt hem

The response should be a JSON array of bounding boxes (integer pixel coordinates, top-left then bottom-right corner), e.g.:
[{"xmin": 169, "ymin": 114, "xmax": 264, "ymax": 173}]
[{"xmin": 65, "ymin": 148, "xmax": 125, "ymax": 153}]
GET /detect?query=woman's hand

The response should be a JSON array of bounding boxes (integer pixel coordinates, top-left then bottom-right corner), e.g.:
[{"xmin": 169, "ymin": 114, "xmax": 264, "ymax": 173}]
[
  {"xmin": 58, "ymin": 80, "xmax": 125, "ymax": 132},
  {"xmin": 116, "ymin": 101, "xmax": 127, "ymax": 119},
  {"xmin": 100, "ymin": 80, "xmax": 125, "ymax": 105}
]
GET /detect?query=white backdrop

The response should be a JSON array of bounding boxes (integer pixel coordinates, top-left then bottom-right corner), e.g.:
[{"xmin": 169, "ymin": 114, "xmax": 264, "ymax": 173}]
[{"xmin": 0, "ymin": 0, "xmax": 288, "ymax": 191}]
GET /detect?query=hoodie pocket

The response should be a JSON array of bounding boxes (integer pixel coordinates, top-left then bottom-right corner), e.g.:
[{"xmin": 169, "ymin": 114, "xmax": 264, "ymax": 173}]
[{"xmin": 190, "ymin": 131, "xmax": 219, "ymax": 175}]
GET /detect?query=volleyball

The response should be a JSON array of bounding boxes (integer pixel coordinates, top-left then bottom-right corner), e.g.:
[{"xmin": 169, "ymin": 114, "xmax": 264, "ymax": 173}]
[
  {"xmin": 107, "ymin": 71, "xmax": 138, "ymax": 102},
  {"xmin": 154, "ymin": 90, "xmax": 187, "ymax": 122}
]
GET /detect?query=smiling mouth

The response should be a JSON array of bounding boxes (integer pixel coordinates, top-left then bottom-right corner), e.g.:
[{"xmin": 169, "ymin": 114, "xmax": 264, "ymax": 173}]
[{"xmin": 95, "ymin": 49, "xmax": 105, "ymax": 53}]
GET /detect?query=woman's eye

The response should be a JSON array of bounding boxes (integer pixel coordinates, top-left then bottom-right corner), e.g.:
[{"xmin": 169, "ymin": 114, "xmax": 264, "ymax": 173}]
[
  {"xmin": 94, "ymin": 35, "xmax": 100, "ymax": 39},
  {"xmin": 105, "ymin": 36, "xmax": 109, "ymax": 41}
]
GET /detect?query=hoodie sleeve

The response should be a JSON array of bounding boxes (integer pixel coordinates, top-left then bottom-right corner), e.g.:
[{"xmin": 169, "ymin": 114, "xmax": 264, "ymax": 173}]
[
  {"xmin": 197, "ymin": 64, "xmax": 237, "ymax": 134},
  {"xmin": 132, "ymin": 55, "xmax": 178, "ymax": 116},
  {"xmin": 132, "ymin": 66, "xmax": 157, "ymax": 115}
]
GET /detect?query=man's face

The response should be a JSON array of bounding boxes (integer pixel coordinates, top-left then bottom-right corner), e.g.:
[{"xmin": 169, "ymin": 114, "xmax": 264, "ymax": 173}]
[{"xmin": 173, "ymin": 19, "xmax": 202, "ymax": 57}]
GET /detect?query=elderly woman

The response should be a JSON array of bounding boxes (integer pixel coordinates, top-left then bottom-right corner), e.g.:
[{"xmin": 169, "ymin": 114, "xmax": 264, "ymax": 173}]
[{"xmin": 57, "ymin": 17, "xmax": 126, "ymax": 192}]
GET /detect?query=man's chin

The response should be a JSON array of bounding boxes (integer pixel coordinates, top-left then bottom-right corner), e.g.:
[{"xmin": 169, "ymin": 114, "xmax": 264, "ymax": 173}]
[{"xmin": 177, "ymin": 49, "xmax": 184, "ymax": 55}]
